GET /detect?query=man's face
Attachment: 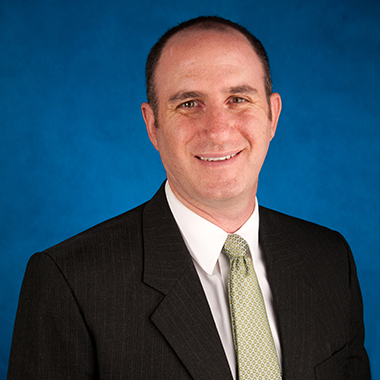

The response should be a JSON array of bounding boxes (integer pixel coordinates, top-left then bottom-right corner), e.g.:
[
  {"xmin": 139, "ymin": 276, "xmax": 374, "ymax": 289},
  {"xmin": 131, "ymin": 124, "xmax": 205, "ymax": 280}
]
[{"xmin": 142, "ymin": 28, "xmax": 281, "ymax": 214}]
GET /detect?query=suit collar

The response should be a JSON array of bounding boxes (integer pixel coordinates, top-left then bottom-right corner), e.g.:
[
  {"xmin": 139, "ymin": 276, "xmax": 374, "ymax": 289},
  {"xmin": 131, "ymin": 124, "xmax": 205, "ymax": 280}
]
[
  {"xmin": 142, "ymin": 183, "xmax": 193, "ymax": 295},
  {"xmin": 259, "ymin": 206, "xmax": 315, "ymax": 379},
  {"xmin": 259, "ymin": 206, "xmax": 312, "ymax": 284},
  {"xmin": 142, "ymin": 183, "xmax": 233, "ymax": 380}
]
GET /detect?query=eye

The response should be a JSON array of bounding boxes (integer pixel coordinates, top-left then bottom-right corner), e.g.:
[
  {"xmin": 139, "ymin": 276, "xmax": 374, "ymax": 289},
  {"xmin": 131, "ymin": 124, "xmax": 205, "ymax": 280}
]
[
  {"xmin": 230, "ymin": 97, "xmax": 246, "ymax": 104},
  {"xmin": 181, "ymin": 100, "xmax": 199, "ymax": 108}
]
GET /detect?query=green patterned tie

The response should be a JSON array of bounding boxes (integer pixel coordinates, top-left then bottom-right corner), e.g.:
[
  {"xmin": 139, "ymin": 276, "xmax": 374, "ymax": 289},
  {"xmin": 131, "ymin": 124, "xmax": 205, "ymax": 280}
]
[{"xmin": 222, "ymin": 234, "xmax": 282, "ymax": 379}]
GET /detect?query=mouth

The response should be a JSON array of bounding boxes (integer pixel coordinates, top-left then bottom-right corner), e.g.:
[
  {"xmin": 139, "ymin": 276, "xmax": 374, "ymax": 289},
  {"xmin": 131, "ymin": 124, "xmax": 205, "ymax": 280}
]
[{"xmin": 197, "ymin": 152, "xmax": 240, "ymax": 162}]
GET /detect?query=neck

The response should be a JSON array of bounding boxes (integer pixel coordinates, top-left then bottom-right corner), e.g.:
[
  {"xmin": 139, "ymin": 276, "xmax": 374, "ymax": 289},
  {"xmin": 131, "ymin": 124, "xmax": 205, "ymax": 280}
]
[{"xmin": 168, "ymin": 182, "xmax": 256, "ymax": 233}]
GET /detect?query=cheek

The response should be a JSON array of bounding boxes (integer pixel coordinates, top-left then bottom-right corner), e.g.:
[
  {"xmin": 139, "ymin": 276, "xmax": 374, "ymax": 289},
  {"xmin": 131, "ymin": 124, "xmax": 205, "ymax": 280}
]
[
  {"xmin": 155, "ymin": 127, "xmax": 190, "ymax": 162},
  {"xmin": 238, "ymin": 115, "xmax": 272, "ymax": 142},
  {"xmin": 166, "ymin": 120, "xmax": 200, "ymax": 147}
]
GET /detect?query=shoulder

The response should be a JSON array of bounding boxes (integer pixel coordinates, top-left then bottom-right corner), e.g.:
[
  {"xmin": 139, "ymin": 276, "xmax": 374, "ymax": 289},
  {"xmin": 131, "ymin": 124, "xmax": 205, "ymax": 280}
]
[
  {"xmin": 26, "ymin": 202, "xmax": 148, "ymax": 288},
  {"xmin": 259, "ymin": 205, "xmax": 347, "ymax": 246},
  {"xmin": 26, "ymin": 184, "xmax": 169, "ymax": 283},
  {"xmin": 258, "ymin": 206, "xmax": 354, "ymax": 286},
  {"xmin": 46, "ymin": 202, "xmax": 146, "ymax": 259}
]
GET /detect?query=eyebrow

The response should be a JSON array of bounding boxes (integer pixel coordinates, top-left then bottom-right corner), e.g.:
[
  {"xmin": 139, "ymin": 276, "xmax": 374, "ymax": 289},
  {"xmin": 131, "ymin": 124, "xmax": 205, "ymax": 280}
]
[
  {"xmin": 168, "ymin": 91, "xmax": 206, "ymax": 104},
  {"xmin": 226, "ymin": 85, "xmax": 259, "ymax": 96},
  {"xmin": 167, "ymin": 85, "xmax": 259, "ymax": 104}
]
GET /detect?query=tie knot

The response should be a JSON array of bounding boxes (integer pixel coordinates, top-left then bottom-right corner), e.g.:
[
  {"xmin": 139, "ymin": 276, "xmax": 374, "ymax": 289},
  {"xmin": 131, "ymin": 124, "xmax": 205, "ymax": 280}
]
[{"xmin": 222, "ymin": 234, "xmax": 249, "ymax": 260}]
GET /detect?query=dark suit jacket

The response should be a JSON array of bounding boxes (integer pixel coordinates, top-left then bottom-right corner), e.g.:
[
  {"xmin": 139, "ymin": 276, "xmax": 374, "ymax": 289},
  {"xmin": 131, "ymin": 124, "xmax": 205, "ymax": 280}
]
[{"xmin": 8, "ymin": 184, "xmax": 371, "ymax": 379}]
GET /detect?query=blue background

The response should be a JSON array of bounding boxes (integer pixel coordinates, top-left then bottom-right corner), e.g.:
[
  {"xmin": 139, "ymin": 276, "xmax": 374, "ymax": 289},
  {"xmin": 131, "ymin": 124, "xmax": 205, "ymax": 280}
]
[{"xmin": 1, "ymin": 0, "xmax": 379, "ymax": 378}]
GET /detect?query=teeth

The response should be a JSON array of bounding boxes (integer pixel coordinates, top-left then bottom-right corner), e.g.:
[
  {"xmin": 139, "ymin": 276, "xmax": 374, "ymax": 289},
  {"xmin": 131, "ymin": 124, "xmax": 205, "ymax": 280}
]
[{"xmin": 199, "ymin": 153, "xmax": 237, "ymax": 162}]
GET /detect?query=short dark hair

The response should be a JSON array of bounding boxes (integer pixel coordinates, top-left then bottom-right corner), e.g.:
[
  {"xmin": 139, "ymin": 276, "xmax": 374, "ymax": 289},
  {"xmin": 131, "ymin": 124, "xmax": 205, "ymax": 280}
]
[{"xmin": 145, "ymin": 16, "xmax": 273, "ymax": 116}]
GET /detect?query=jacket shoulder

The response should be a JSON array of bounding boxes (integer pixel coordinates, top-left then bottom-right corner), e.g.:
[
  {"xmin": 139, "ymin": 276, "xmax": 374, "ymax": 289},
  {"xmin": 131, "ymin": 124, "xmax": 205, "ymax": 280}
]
[
  {"xmin": 258, "ymin": 205, "xmax": 353, "ymax": 287},
  {"xmin": 43, "ymin": 202, "xmax": 147, "ymax": 259},
  {"xmin": 259, "ymin": 205, "xmax": 345, "ymax": 243}
]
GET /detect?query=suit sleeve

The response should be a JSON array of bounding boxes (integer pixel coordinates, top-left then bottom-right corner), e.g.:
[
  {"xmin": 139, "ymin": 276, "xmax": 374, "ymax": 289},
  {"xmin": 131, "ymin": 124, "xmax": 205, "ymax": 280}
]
[
  {"xmin": 7, "ymin": 252, "xmax": 98, "ymax": 380},
  {"xmin": 345, "ymin": 240, "xmax": 372, "ymax": 379},
  {"xmin": 315, "ymin": 235, "xmax": 372, "ymax": 379}
]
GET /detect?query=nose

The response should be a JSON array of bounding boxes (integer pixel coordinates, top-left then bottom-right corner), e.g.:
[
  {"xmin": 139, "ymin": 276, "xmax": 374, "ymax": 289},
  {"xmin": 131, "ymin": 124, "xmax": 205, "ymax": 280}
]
[{"xmin": 201, "ymin": 105, "xmax": 234, "ymax": 141}]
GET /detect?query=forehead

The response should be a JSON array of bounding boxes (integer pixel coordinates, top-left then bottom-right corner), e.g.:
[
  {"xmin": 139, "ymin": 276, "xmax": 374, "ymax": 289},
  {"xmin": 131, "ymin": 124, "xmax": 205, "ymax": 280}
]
[
  {"xmin": 161, "ymin": 27, "xmax": 257, "ymax": 65},
  {"xmin": 155, "ymin": 28, "xmax": 265, "ymax": 93}
]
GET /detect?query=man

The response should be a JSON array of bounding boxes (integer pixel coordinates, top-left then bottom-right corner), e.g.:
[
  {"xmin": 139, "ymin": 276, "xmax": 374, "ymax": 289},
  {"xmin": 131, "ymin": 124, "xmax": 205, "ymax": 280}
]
[{"xmin": 8, "ymin": 16, "xmax": 371, "ymax": 379}]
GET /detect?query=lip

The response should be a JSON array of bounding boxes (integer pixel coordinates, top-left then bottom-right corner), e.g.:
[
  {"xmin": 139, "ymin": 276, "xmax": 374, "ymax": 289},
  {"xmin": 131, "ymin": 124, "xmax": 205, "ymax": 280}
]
[{"xmin": 195, "ymin": 151, "xmax": 241, "ymax": 162}]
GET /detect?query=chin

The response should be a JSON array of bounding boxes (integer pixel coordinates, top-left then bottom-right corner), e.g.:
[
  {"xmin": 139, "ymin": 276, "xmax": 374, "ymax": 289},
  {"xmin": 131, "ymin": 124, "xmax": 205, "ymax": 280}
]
[
  {"xmin": 198, "ymin": 184, "xmax": 246, "ymax": 203},
  {"xmin": 202, "ymin": 176, "xmax": 258, "ymax": 201}
]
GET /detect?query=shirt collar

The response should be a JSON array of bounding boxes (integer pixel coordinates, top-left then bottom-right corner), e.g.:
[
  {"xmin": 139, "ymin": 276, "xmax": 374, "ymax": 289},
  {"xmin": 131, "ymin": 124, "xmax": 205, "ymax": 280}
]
[{"xmin": 165, "ymin": 181, "xmax": 260, "ymax": 275}]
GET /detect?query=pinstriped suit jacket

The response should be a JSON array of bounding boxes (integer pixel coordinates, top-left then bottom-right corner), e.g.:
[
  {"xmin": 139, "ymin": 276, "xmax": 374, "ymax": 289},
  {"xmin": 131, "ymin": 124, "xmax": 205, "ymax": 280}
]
[{"xmin": 8, "ymin": 183, "xmax": 371, "ymax": 379}]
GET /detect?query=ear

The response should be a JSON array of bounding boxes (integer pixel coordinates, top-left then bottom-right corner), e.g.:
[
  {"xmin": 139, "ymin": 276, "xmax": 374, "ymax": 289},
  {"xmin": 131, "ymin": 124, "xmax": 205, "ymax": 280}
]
[
  {"xmin": 269, "ymin": 93, "xmax": 282, "ymax": 140},
  {"xmin": 141, "ymin": 102, "xmax": 159, "ymax": 150}
]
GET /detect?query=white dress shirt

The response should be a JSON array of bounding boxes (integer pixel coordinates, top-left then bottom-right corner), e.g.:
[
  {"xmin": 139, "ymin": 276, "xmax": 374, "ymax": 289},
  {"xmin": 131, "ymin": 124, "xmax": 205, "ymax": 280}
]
[{"xmin": 165, "ymin": 182, "xmax": 282, "ymax": 378}]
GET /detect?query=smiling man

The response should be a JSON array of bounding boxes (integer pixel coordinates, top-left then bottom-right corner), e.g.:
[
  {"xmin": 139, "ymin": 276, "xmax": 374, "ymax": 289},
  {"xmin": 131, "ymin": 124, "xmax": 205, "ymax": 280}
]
[
  {"xmin": 8, "ymin": 16, "xmax": 371, "ymax": 380},
  {"xmin": 142, "ymin": 25, "xmax": 281, "ymax": 233}
]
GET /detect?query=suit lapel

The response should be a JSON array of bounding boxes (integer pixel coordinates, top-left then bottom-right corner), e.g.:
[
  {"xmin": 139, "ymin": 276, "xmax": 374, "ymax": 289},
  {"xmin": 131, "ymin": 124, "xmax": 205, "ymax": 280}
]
[
  {"xmin": 142, "ymin": 185, "xmax": 233, "ymax": 380},
  {"xmin": 259, "ymin": 207, "xmax": 315, "ymax": 380},
  {"xmin": 141, "ymin": 188, "xmax": 318, "ymax": 379}
]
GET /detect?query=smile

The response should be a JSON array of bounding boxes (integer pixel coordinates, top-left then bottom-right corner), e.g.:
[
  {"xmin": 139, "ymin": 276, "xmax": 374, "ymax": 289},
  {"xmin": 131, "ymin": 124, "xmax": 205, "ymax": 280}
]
[{"xmin": 198, "ymin": 152, "xmax": 239, "ymax": 162}]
